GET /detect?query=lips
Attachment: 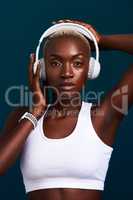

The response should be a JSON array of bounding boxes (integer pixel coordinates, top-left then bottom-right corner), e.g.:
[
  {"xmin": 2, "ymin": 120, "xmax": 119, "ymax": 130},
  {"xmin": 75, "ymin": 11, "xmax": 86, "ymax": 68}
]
[{"xmin": 60, "ymin": 82, "xmax": 74, "ymax": 86}]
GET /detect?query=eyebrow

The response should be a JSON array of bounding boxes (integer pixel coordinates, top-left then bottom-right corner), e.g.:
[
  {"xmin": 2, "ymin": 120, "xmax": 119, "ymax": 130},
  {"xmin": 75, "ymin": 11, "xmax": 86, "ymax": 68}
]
[{"xmin": 49, "ymin": 53, "xmax": 85, "ymax": 59}]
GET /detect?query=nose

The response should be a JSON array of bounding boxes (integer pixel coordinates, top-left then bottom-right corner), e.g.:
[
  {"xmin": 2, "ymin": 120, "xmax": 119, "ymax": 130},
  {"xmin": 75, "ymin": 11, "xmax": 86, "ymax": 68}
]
[{"xmin": 60, "ymin": 62, "xmax": 74, "ymax": 78}]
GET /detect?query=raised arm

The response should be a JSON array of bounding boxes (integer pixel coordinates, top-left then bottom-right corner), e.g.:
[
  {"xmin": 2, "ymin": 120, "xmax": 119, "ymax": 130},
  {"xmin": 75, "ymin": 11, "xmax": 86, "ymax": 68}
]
[
  {"xmin": 103, "ymin": 64, "xmax": 133, "ymax": 119},
  {"xmin": 100, "ymin": 34, "xmax": 133, "ymax": 54},
  {"xmin": 87, "ymin": 26, "xmax": 133, "ymax": 118},
  {"xmin": 0, "ymin": 54, "xmax": 47, "ymax": 175},
  {"xmin": 98, "ymin": 33, "xmax": 133, "ymax": 118},
  {"xmin": 56, "ymin": 19, "xmax": 133, "ymax": 117},
  {"xmin": 55, "ymin": 19, "xmax": 133, "ymax": 55}
]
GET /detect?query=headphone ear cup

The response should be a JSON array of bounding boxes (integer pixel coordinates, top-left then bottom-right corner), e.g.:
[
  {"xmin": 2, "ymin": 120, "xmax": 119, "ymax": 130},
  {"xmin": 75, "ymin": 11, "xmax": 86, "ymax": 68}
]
[
  {"xmin": 39, "ymin": 58, "xmax": 46, "ymax": 81},
  {"xmin": 88, "ymin": 57, "xmax": 101, "ymax": 79}
]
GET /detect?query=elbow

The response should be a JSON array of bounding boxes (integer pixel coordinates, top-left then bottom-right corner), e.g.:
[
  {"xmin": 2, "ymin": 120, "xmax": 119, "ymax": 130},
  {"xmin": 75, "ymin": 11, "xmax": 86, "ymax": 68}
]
[
  {"xmin": 0, "ymin": 172, "xmax": 5, "ymax": 176},
  {"xmin": 0, "ymin": 160, "xmax": 8, "ymax": 176},
  {"xmin": 0, "ymin": 167, "xmax": 8, "ymax": 176},
  {"xmin": 0, "ymin": 169, "xmax": 7, "ymax": 176}
]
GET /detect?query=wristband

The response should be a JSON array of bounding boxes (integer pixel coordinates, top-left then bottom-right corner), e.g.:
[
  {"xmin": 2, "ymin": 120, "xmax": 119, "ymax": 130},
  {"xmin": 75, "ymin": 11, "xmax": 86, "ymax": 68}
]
[{"xmin": 18, "ymin": 112, "xmax": 38, "ymax": 129}]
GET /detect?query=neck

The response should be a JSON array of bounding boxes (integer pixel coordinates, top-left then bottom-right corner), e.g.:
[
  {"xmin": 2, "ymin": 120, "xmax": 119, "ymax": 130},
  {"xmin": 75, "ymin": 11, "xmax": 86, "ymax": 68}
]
[
  {"xmin": 47, "ymin": 92, "xmax": 82, "ymax": 119},
  {"xmin": 53, "ymin": 92, "xmax": 82, "ymax": 110}
]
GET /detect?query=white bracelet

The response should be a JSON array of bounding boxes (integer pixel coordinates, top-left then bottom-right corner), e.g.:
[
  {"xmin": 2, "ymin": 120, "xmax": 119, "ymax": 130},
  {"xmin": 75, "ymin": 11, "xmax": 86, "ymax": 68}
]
[{"xmin": 18, "ymin": 112, "xmax": 38, "ymax": 129}]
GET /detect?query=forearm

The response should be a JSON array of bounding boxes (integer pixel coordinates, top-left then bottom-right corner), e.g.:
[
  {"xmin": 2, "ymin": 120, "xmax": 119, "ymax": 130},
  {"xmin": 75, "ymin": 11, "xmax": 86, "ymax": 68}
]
[
  {"xmin": 100, "ymin": 34, "xmax": 133, "ymax": 55},
  {"xmin": 0, "ymin": 119, "xmax": 34, "ymax": 175}
]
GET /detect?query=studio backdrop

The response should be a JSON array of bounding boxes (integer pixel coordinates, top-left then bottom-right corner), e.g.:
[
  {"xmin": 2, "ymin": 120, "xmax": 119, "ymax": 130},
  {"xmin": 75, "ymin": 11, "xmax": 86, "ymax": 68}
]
[{"xmin": 0, "ymin": 0, "xmax": 133, "ymax": 200}]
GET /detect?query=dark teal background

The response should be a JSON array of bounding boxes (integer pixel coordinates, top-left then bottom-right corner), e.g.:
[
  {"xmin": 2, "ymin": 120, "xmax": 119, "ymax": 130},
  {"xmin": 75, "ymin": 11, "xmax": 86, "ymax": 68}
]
[{"xmin": 0, "ymin": 0, "xmax": 133, "ymax": 199}]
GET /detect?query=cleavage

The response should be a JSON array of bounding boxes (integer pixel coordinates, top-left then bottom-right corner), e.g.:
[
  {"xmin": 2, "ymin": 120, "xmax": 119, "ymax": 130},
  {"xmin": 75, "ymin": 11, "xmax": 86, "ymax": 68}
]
[{"xmin": 43, "ymin": 115, "xmax": 78, "ymax": 139}]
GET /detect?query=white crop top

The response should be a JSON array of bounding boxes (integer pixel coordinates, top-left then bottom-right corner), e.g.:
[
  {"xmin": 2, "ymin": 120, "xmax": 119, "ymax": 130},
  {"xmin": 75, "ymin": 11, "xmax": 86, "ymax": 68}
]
[{"xmin": 20, "ymin": 101, "xmax": 113, "ymax": 193}]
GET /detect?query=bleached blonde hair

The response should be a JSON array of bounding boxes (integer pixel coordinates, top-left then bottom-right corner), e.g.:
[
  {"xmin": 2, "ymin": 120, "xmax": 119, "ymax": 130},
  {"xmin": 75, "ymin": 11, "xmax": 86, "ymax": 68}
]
[{"xmin": 43, "ymin": 29, "xmax": 91, "ymax": 52}]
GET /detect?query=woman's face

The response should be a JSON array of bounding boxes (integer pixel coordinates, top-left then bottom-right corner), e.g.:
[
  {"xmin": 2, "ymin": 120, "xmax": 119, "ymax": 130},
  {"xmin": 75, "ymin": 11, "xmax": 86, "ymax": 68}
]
[{"xmin": 43, "ymin": 35, "xmax": 90, "ymax": 99}]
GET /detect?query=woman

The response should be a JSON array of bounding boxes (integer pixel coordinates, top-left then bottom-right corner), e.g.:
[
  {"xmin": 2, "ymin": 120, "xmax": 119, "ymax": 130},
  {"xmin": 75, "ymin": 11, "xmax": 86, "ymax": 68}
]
[{"xmin": 0, "ymin": 19, "xmax": 133, "ymax": 200}]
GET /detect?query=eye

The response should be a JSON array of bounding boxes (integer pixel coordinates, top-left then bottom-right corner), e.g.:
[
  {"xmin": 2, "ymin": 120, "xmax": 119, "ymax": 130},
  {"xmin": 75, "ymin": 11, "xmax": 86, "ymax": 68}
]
[
  {"xmin": 73, "ymin": 60, "xmax": 83, "ymax": 68},
  {"xmin": 50, "ymin": 60, "xmax": 62, "ymax": 67}
]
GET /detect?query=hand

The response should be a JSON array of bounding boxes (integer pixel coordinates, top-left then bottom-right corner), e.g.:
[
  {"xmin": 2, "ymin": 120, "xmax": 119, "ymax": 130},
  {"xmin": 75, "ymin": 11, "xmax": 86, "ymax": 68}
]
[
  {"xmin": 28, "ymin": 53, "xmax": 47, "ymax": 119},
  {"xmin": 52, "ymin": 19, "xmax": 102, "ymax": 49}
]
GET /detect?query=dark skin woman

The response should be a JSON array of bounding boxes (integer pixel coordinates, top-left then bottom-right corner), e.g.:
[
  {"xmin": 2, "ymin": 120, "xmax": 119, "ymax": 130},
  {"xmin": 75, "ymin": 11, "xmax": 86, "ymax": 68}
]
[{"xmin": 0, "ymin": 19, "xmax": 133, "ymax": 200}]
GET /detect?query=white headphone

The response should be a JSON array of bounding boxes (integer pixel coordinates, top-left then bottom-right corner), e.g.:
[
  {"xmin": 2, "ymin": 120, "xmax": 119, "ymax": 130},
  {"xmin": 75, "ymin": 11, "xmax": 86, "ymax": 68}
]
[{"xmin": 33, "ymin": 22, "xmax": 101, "ymax": 80}]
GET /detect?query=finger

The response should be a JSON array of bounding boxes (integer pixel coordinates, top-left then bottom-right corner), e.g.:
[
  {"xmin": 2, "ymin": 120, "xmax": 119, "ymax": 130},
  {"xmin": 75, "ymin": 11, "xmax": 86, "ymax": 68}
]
[
  {"xmin": 29, "ymin": 53, "xmax": 35, "ymax": 75},
  {"xmin": 33, "ymin": 61, "xmax": 39, "ymax": 86},
  {"xmin": 67, "ymin": 19, "xmax": 84, "ymax": 25},
  {"xmin": 52, "ymin": 19, "xmax": 71, "ymax": 24},
  {"xmin": 34, "ymin": 61, "xmax": 40, "ymax": 78},
  {"xmin": 62, "ymin": 19, "xmax": 72, "ymax": 22},
  {"xmin": 51, "ymin": 19, "xmax": 95, "ymax": 37},
  {"xmin": 51, "ymin": 21, "xmax": 56, "ymax": 25},
  {"xmin": 34, "ymin": 63, "xmax": 43, "ymax": 91},
  {"xmin": 52, "ymin": 19, "xmax": 92, "ymax": 29},
  {"xmin": 28, "ymin": 53, "xmax": 35, "ymax": 88},
  {"xmin": 34, "ymin": 62, "xmax": 42, "ymax": 89},
  {"xmin": 28, "ymin": 53, "xmax": 33, "ymax": 82},
  {"xmin": 68, "ymin": 20, "xmax": 92, "ymax": 28},
  {"xmin": 56, "ymin": 19, "xmax": 64, "ymax": 23}
]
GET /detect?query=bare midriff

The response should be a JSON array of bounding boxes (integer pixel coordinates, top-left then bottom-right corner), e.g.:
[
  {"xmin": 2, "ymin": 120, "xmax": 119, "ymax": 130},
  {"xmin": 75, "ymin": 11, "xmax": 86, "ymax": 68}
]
[{"xmin": 27, "ymin": 188, "xmax": 103, "ymax": 200}]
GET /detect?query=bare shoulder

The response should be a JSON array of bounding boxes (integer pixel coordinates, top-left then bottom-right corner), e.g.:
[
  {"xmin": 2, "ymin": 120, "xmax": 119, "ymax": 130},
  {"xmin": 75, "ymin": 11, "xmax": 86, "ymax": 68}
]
[{"xmin": 1, "ymin": 106, "xmax": 29, "ymax": 135}]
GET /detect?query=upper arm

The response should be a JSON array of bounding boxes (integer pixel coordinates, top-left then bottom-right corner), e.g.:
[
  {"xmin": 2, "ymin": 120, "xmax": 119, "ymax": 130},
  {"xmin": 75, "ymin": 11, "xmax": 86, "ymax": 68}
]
[{"xmin": 103, "ymin": 64, "xmax": 133, "ymax": 120}]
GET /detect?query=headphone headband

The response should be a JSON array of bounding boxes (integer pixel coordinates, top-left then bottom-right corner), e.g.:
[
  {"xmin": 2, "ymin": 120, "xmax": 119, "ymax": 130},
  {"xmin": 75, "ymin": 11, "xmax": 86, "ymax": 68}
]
[{"xmin": 35, "ymin": 22, "xmax": 99, "ymax": 63}]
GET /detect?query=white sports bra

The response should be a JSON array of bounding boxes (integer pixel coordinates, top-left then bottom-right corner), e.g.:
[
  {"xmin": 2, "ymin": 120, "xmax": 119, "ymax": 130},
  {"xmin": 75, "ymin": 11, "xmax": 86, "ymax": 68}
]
[{"xmin": 20, "ymin": 101, "xmax": 113, "ymax": 193}]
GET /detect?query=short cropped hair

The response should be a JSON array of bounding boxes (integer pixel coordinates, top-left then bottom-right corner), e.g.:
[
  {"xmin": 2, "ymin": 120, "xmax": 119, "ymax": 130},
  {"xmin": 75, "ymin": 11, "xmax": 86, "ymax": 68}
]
[{"xmin": 43, "ymin": 29, "xmax": 91, "ymax": 53}]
